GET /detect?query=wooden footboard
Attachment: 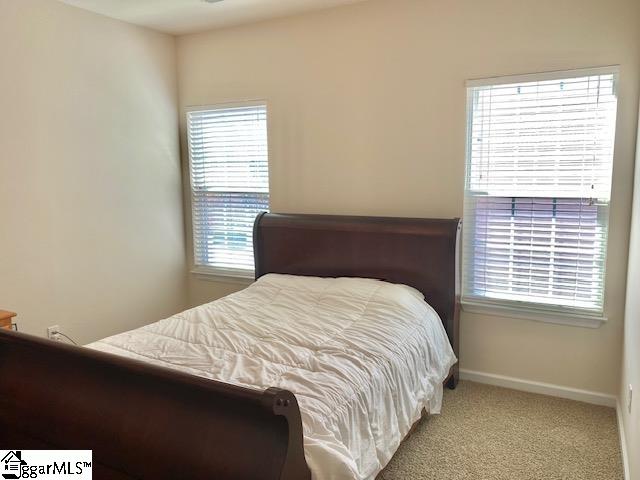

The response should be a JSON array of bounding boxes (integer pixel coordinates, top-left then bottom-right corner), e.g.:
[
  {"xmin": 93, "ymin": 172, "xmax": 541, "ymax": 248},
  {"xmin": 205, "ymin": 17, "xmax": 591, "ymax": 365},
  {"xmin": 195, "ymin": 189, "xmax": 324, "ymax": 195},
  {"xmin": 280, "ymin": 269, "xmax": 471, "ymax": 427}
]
[{"xmin": 0, "ymin": 329, "xmax": 311, "ymax": 480}]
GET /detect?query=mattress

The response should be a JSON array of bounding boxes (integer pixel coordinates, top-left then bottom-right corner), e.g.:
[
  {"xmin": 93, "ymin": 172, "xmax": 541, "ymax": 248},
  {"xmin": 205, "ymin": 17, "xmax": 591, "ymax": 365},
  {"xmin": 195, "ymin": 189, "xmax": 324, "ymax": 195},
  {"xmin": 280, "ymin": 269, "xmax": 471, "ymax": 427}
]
[{"xmin": 87, "ymin": 273, "xmax": 457, "ymax": 480}]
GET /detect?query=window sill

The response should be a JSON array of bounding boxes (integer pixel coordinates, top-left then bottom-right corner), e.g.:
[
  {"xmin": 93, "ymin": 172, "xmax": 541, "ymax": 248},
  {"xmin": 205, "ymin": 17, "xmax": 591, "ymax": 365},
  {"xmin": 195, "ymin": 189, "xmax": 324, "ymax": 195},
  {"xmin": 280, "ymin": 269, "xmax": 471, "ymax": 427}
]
[
  {"xmin": 191, "ymin": 267, "xmax": 255, "ymax": 286},
  {"xmin": 461, "ymin": 300, "xmax": 607, "ymax": 328}
]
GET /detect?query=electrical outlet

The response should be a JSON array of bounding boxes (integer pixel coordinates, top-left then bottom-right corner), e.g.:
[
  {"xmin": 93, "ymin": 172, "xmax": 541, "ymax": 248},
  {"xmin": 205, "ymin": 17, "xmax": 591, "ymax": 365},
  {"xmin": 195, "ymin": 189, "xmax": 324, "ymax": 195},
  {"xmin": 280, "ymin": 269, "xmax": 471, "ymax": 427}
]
[
  {"xmin": 629, "ymin": 384, "xmax": 633, "ymax": 414},
  {"xmin": 47, "ymin": 325, "xmax": 61, "ymax": 341}
]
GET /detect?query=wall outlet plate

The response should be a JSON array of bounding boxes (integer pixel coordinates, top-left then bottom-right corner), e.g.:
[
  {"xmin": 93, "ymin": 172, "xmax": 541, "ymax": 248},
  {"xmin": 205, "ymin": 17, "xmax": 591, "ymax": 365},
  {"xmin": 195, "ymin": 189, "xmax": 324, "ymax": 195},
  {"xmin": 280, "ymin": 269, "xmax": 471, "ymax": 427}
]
[
  {"xmin": 628, "ymin": 384, "xmax": 633, "ymax": 414},
  {"xmin": 47, "ymin": 325, "xmax": 61, "ymax": 341}
]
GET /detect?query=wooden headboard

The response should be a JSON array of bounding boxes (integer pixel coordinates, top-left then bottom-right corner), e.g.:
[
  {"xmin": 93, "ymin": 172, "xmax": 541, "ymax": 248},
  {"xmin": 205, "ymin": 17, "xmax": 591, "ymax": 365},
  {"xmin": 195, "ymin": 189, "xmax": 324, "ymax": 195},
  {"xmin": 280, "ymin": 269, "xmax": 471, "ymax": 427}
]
[{"xmin": 253, "ymin": 212, "xmax": 461, "ymax": 386}]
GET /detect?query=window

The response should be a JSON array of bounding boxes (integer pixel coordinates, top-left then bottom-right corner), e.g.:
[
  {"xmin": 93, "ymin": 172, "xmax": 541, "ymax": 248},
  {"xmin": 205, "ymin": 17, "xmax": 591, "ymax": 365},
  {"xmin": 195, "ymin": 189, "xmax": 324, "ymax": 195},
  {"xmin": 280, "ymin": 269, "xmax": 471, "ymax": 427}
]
[
  {"xmin": 462, "ymin": 67, "xmax": 618, "ymax": 322},
  {"xmin": 187, "ymin": 103, "xmax": 269, "ymax": 277}
]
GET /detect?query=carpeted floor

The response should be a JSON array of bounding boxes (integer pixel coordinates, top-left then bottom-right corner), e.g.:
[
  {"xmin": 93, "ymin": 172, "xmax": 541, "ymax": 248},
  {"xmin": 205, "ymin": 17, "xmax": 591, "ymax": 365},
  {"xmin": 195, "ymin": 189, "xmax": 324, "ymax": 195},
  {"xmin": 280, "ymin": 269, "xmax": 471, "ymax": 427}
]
[{"xmin": 379, "ymin": 381, "xmax": 623, "ymax": 480}]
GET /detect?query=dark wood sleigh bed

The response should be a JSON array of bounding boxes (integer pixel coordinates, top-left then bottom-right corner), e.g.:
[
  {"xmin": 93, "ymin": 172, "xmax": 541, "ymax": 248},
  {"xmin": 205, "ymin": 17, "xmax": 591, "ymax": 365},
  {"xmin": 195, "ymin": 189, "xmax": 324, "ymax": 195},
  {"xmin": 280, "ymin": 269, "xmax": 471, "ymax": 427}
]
[{"xmin": 0, "ymin": 213, "xmax": 461, "ymax": 480}]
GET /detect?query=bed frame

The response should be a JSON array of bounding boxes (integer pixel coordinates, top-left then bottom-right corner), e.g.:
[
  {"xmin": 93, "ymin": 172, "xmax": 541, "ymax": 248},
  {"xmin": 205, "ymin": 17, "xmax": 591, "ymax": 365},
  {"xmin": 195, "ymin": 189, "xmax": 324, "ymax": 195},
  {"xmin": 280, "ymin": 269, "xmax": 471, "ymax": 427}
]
[{"xmin": 0, "ymin": 213, "xmax": 460, "ymax": 480}]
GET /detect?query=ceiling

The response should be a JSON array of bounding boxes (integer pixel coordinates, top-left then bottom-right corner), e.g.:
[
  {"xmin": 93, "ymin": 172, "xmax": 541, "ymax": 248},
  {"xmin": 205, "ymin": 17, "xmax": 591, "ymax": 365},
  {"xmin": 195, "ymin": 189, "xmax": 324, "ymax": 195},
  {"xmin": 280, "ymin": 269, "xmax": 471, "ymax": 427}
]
[{"xmin": 59, "ymin": 0, "xmax": 369, "ymax": 35}]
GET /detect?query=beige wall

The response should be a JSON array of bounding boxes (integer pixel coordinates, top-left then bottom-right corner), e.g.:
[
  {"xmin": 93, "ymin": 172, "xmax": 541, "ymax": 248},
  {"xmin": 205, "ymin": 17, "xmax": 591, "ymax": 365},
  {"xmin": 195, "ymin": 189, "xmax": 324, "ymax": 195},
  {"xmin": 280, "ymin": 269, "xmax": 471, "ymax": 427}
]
[
  {"xmin": 178, "ymin": 0, "xmax": 640, "ymax": 395},
  {"xmin": 620, "ymin": 103, "xmax": 640, "ymax": 479},
  {"xmin": 0, "ymin": 0, "xmax": 187, "ymax": 344}
]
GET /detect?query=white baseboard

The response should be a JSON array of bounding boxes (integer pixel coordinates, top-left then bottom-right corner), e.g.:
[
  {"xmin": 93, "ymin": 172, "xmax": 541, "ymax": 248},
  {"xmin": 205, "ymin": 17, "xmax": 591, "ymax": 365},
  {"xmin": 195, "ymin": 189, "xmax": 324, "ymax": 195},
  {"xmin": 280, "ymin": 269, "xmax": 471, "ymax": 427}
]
[
  {"xmin": 616, "ymin": 401, "xmax": 630, "ymax": 480},
  {"xmin": 459, "ymin": 369, "xmax": 617, "ymax": 407}
]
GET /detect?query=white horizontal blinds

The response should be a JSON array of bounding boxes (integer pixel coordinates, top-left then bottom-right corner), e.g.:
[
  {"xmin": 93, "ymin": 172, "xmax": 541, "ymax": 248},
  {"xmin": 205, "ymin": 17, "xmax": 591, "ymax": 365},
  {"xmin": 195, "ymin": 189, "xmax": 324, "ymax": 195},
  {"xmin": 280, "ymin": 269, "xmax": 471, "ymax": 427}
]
[
  {"xmin": 188, "ymin": 104, "xmax": 269, "ymax": 273},
  {"xmin": 468, "ymin": 74, "xmax": 617, "ymax": 198},
  {"xmin": 467, "ymin": 197, "xmax": 607, "ymax": 310},
  {"xmin": 463, "ymin": 70, "xmax": 618, "ymax": 314}
]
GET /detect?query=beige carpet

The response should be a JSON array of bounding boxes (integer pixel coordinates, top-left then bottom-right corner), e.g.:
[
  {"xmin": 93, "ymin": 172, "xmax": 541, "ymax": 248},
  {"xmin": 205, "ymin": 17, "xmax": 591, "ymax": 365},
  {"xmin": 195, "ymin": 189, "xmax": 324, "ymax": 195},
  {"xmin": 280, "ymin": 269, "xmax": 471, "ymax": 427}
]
[{"xmin": 379, "ymin": 381, "xmax": 623, "ymax": 480}]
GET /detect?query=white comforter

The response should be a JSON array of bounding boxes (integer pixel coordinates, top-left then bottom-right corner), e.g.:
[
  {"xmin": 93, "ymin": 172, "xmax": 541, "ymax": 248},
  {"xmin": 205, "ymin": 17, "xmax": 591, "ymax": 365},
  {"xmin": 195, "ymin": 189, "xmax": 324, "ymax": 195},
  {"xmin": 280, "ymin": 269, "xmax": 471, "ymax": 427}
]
[{"xmin": 88, "ymin": 274, "xmax": 456, "ymax": 480}]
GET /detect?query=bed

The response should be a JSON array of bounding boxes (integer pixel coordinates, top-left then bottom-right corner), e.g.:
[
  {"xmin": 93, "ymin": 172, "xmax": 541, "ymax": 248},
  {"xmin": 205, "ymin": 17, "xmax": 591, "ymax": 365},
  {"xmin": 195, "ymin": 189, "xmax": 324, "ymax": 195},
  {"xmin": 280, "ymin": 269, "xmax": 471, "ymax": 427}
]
[{"xmin": 0, "ymin": 213, "xmax": 461, "ymax": 480}]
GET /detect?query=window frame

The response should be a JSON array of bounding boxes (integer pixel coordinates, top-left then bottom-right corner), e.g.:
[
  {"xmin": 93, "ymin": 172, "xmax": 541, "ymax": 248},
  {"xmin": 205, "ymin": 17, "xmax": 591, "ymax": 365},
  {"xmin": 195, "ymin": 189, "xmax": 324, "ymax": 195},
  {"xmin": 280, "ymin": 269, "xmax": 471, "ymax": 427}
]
[
  {"xmin": 185, "ymin": 100, "xmax": 271, "ymax": 282},
  {"xmin": 461, "ymin": 66, "xmax": 619, "ymax": 328}
]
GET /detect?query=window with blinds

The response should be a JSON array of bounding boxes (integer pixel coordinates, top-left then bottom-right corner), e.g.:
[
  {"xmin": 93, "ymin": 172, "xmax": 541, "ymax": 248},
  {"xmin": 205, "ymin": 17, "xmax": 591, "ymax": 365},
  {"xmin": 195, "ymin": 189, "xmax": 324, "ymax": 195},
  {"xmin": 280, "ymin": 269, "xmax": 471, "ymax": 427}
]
[
  {"xmin": 462, "ymin": 67, "xmax": 618, "ymax": 318},
  {"xmin": 187, "ymin": 103, "xmax": 269, "ymax": 276}
]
